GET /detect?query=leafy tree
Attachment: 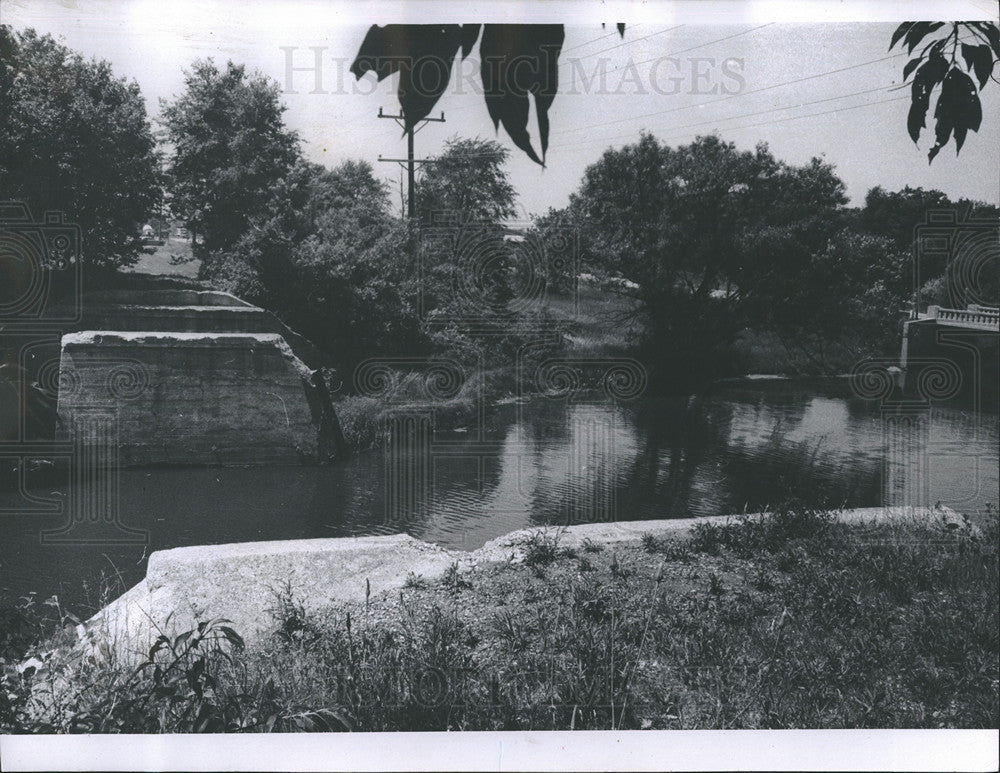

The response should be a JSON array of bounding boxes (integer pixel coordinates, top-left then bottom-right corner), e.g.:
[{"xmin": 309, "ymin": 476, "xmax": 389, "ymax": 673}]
[
  {"xmin": 284, "ymin": 160, "xmax": 426, "ymax": 369},
  {"xmin": 0, "ymin": 27, "xmax": 161, "ymax": 269},
  {"xmin": 526, "ymin": 202, "xmax": 594, "ymax": 293},
  {"xmin": 857, "ymin": 186, "xmax": 999, "ymax": 303},
  {"xmin": 857, "ymin": 185, "xmax": 953, "ymax": 256},
  {"xmin": 761, "ymin": 230, "xmax": 909, "ymax": 373},
  {"xmin": 202, "ymin": 158, "xmax": 428, "ymax": 373},
  {"xmin": 572, "ymin": 133, "xmax": 850, "ymax": 386},
  {"xmin": 412, "ymin": 136, "xmax": 563, "ymax": 369},
  {"xmin": 289, "ymin": 198, "xmax": 424, "ymax": 372},
  {"xmin": 415, "ymin": 136, "xmax": 517, "ymax": 318},
  {"xmin": 416, "ymin": 136, "xmax": 516, "ymax": 224},
  {"xmin": 206, "ymin": 140, "xmax": 555, "ymax": 383},
  {"xmin": 159, "ymin": 59, "xmax": 300, "ymax": 253}
]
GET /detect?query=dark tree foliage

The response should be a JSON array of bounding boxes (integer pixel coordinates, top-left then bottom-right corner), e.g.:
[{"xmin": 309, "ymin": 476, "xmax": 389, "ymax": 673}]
[
  {"xmin": 160, "ymin": 59, "xmax": 300, "ymax": 253},
  {"xmin": 201, "ymin": 157, "xmax": 428, "ymax": 373},
  {"xmin": 857, "ymin": 185, "xmax": 999, "ymax": 285},
  {"xmin": 415, "ymin": 136, "xmax": 516, "ymax": 224},
  {"xmin": 854, "ymin": 186, "xmax": 999, "ymax": 315},
  {"xmin": 570, "ymin": 134, "xmax": 852, "ymax": 385},
  {"xmin": 527, "ymin": 200, "xmax": 598, "ymax": 293},
  {"xmin": 761, "ymin": 230, "xmax": 909, "ymax": 373},
  {"xmin": 0, "ymin": 27, "xmax": 161, "ymax": 268},
  {"xmin": 414, "ymin": 137, "xmax": 558, "ymax": 366},
  {"xmin": 892, "ymin": 22, "xmax": 999, "ymax": 162}
]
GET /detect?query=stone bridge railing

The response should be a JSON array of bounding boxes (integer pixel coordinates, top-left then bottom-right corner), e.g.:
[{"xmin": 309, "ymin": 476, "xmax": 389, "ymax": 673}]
[{"xmin": 925, "ymin": 305, "xmax": 1000, "ymax": 331}]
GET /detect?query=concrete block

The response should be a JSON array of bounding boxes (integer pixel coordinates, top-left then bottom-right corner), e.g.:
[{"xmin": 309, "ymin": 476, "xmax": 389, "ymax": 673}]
[
  {"xmin": 56, "ymin": 332, "xmax": 328, "ymax": 465},
  {"xmin": 85, "ymin": 533, "xmax": 458, "ymax": 660}
]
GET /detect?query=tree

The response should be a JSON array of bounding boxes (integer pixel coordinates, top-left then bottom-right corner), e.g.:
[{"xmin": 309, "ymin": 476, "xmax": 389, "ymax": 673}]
[
  {"xmin": 571, "ymin": 133, "xmax": 849, "ymax": 386},
  {"xmin": 290, "ymin": 196, "xmax": 424, "ymax": 372},
  {"xmin": 858, "ymin": 186, "xmax": 998, "ymax": 276},
  {"xmin": 526, "ymin": 201, "xmax": 595, "ymax": 293},
  {"xmin": 413, "ymin": 136, "xmax": 561, "ymax": 368},
  {"xmin": 0, "ymin": 27, "xmax": 161, "ymax": 269},
  {"xmin": 159, "ymin": 59, "xmax": 300, "ymax": 253},
  {"xmin": 202, "ymin": 157, "xmax": 429, "ymax": 373},
  {"xmin": 761, "ymin": 230, "xmax": 909, "ymax": 373},
  {"xmin": 415, "ymin": 136, "xmax": 516, "ymax": 224},
  {"xmin": 415, "ymin": 137, "xmax": 516, "ymax": 322}
]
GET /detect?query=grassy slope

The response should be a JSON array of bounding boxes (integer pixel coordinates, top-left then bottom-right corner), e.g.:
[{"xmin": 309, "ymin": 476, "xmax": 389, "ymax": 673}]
[
  {"xmin": 334, "ymin": 286, "xmax": 643, "ymax": 452},
  {"xmin": 7, "ymin": 507, "xmax": 997, "ymax": 732},
  {"xmin": 540, "ymin": 284, "xmax": 641, "ymax": 357},
  {"xmin": 123, "ymin": 235, "xmax": 200, "ymax": 280}
]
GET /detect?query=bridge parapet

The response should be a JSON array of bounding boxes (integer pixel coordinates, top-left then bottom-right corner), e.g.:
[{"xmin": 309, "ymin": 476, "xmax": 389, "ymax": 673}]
[{"xmin": 924, "ymin": 305, "xmax": 999, "ymax": 331}]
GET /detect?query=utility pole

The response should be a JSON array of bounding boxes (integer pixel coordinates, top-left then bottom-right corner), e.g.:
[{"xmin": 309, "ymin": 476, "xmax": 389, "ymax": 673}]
[{"xmin": 377, "ymin": 107, "xmax": 445, "ymax": 219}]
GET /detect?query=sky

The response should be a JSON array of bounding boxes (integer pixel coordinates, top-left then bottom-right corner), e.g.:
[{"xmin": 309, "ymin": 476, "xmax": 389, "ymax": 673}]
[{"xmin": 5, "ymin": 0, "xmax": 1000, "ymax": 221}]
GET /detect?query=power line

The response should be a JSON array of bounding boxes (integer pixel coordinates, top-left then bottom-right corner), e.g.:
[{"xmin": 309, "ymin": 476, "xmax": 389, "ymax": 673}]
[
  {"xmin": 608, "ymin": 23, "xmax": 774, "ymax": 71},
  {"xmin": 362, "ymin": 30, "xmax": 979, "ymax": 171},
  {"xmin": 433, "ymin": 24, "xmax": 680, "ymax": 117},
  {"xmin": 560, "ymin": 25, "xmax": 640, "ymax": 55},
  {"xmin": 547, "ymin": 92, "xmax": 911, "ymax": 156},
  {"xmin": 547, "ymin": 33, "xmax": 986, "ymax": 152},
  {"xmin": 558, "ymin": 24, "xmax": 684, "ymax": 67},
  {"xmin": 551, "ymin": 47, "xmax": 910, "ymax": 140},
  {"xmin": 550, "ymin": 83, "xmax": 897, "ymax": 153},
  {"xmin": 367, "ymin": 86, "xmax": 905, "ymax": 163},
  {"xmin": 657, "ymin": 93, "xmax": 911, "ymax": 143}
]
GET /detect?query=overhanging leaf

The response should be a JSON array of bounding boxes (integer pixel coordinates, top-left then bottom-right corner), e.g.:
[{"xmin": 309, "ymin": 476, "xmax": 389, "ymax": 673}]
[
  {"xmin": 890, "ymin": 22, "xmax": 916, "ymax": 51},
  {"xmin": 902, "ymin": 57, "xmax": 922, "ymax": 81},
  {"xmin": 918, "ymin": 37, "xmax": 946, "ymax": 61},
  {"xmin": 351, "ymin": 25, "xmax": 465, "ymax": 130},
  {"xmin": 460, "ymin": 25, "xmax": 481, "ymax": 59},
  {"xmin": 961, "ymin": 42, "xmax": 994, "ymax": 89},
  {"xmin": 904, "ymin": 22, "xmax": 944, "ymax": 55},
  {"xmin": 974, "ymin": 22, "xmax": 1000, "ymax": 59},
  {"xmin": 928, "ymin": 68, "xmax": 981, "ymax": 162},
  {"xmin": 949, "ymin": 69, "xmax": 982, "ymax": 152},
  {"xmin": 908, "ymin": 52, "xmax": 949, "ymax": 143},
  {"xmin": 480, "ymin": 24, "xmax": 565, "ymax": 166}
]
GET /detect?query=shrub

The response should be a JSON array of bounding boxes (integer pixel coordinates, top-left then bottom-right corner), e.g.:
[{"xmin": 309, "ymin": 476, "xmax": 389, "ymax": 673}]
[
  {"xmin": 442, "ymin": 561, "xmax": 471, "ymax": 592},
  {"xmin": 522, "ymin": 530, "xmax": 563, "ymax": 569}
]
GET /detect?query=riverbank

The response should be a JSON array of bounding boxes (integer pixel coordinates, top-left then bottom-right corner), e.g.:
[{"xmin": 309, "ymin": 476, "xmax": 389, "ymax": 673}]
[{"xmin": 3, "ymin": 504, "xmax": 996, "ymax": 731}]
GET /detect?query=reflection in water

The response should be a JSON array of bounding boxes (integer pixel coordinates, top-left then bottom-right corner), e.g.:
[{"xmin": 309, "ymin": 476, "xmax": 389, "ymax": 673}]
[{"xmin": 1, "ymin": 381, "xmax": 997, "ymax": 609}]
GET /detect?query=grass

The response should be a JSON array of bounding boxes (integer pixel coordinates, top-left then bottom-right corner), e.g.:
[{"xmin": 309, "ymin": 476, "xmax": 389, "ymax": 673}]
[
  {"xmin": 124, "ymin": 235, "xmax": 200, "ymax": 279},
  {"xmin": 4, "ymin": 504, "xmax": 997, "ymax": 732},
  {"xmin": 333, "ymin": 287, "xmax": 643, "ymax": 454},
  {"xmin": 333, "ymin": 368, "xmax": 486, "ymax": 453},
  {"xmin": 540, "ymin": 285, "xmax": 640, "ymax": 357}
]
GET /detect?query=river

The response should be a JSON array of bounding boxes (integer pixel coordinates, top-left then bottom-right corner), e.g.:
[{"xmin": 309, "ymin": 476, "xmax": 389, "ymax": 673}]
[{"xmin": 1, "ymin": 378, "xmax": 997, "ymax": 612}]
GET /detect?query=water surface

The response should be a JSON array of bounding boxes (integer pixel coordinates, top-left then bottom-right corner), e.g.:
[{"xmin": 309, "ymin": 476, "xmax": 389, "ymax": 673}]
[{"xmin": 2, "ymin": 379, "xmax": 996, "ymax": 611}]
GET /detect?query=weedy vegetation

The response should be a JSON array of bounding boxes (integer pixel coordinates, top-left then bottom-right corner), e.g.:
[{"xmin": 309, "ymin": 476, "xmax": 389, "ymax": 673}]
[{"xmin": 3, "ymin": 504, "xmax": 997, "ymax": 731}]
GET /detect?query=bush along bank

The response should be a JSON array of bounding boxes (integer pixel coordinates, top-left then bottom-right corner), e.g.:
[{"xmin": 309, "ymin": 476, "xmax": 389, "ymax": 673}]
[{"xmin": 2, "ymin": 504, "xmax": 997, "ymax": 731}]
